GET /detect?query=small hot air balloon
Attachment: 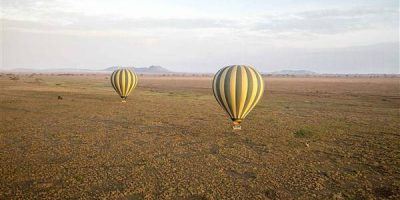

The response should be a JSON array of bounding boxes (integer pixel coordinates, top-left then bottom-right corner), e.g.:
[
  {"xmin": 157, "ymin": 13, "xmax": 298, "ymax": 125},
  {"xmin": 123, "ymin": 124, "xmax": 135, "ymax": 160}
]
[
  {"xmin": 212, "ymin": 65, "xmax": 264, "ymax": 130},
  {"xmin": 110, "ymin": 68, "xmax": 138, "ymax": 102}
]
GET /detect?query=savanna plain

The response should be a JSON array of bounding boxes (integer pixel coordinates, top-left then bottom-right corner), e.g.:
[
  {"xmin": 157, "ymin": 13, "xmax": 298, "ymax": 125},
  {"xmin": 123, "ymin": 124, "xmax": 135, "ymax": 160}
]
[{"xmin": 0, "ymin": 74, "xmax": 399, "ymax": 199}]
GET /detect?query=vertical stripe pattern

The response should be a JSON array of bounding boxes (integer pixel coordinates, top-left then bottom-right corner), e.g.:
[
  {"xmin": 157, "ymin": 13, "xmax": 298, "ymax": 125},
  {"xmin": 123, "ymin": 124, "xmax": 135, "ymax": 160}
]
[
  {"xmin": 212, "ymin": 65, "xmax": 264, "ymax": 122},
  {"xmin": 111, "ymin": 68, "xmax": 138, "ymax": 99}
]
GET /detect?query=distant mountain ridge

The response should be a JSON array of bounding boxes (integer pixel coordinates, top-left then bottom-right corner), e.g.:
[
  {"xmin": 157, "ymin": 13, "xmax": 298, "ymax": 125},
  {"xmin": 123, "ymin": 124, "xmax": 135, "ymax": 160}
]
[
  {"xmin": 4, "ymin": 68, "xmax": 98, "ymax": 73},
  {"xmin": 3, "ymin": 66, "xmax": 173, "ymax": 74},
  {"xmin": 104, "ymin": 66, "xmax": 171, "ymax": 74},
  {"xmin": 269, "ymin": 70, "xmax": 318, "ymax": 75}
]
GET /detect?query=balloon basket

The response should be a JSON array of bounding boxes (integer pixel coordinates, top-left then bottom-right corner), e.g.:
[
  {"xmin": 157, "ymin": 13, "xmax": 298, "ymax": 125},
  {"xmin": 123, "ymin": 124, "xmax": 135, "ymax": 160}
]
[
  {"xmin": 121, "ymin": 99, "xmax": 126, "ymax": 103},
  {"xmin": 232, "ymin": 121, "xmax": 242, "ymax": 131},
  {"xmin": 232, "ymin": 124, "xmax": 241, "ymax": 130}
]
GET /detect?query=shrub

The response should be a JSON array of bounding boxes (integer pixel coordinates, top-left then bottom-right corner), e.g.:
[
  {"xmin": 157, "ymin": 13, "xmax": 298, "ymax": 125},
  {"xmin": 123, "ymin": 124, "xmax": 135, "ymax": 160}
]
[
  {"xmin": 10, "ymin": 76, "xmax": 19, "ymax": 80},
  {"xmin": 293, "ymin": 128, "xmax": 313, "ymax": 138}
]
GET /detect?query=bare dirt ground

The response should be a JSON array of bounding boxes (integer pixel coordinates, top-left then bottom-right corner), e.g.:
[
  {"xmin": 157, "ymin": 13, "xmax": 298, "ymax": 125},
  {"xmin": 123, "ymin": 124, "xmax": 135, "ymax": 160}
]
[{"xmin": 0, "ymin": 74, "xmax": 399, "ymax": 199}]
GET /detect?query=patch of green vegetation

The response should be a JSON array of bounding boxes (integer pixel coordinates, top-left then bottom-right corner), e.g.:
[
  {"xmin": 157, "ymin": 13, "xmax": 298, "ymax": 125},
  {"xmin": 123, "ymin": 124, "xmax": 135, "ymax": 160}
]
[
  {"xmin": 74, "ymin": 175, "xmax": 84, "ymax": 182},
  {"xmin": 293, "ymin": 128, "xmax": 313, "ymax": 138},
  {"xmin": 125, "ymin": 193, "xmax": 144, "ymax": 200}
]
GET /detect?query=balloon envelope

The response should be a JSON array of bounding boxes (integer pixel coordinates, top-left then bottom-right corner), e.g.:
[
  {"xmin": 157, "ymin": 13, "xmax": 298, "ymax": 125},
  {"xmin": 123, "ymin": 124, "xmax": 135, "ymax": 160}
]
[
  {"xmin": 110, "ymin": 68, "xmax": 138, "ymax": 100},
  {"xmin": 212, "ymin": 65, "xmax": 264, "ymax": 125}
]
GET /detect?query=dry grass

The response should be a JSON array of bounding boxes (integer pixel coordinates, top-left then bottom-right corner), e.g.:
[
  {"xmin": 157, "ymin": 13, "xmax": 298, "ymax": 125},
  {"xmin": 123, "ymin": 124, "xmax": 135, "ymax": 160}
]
[{"xmin": 0, "ymin": 74, "xmax": 399, "ymax": 199}]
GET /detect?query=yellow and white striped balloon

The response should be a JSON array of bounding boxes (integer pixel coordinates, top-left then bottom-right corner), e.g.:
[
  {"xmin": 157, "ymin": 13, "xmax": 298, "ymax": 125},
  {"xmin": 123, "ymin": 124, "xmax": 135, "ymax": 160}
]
[
  {"xmin": 212, "ymin": 65, "xmax": 264, "ymax": 127},
  {"xmin": 110, "ymin": 68, "xmax": 138, "ymax": 101}
]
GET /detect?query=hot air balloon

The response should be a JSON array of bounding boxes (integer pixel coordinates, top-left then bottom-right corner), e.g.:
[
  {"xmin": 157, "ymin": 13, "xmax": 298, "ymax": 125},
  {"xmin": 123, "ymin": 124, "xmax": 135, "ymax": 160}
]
[
  {"xmin": 212, "ymin": 65, "xmax": 264, "ymax": 130},
  {"xmin": 110, "ymin": 68, "xmax": 138, "ymax": 102}
]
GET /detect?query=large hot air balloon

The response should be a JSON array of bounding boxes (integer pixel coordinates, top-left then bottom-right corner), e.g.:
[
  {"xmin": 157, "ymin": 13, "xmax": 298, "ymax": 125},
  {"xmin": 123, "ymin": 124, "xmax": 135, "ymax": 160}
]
[
  {"xmin": 212, "ymin": 65, "xmax": 264, "ymax": 130},
  {"xmin": 110, "ymin": 68, "xmax": 138, "ymax": 102}
]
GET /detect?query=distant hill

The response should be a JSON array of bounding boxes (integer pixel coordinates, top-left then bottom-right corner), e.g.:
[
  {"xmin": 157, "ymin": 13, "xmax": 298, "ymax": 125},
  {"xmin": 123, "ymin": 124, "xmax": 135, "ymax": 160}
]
[
  {"xmin": 269, "ymin": 70, "xmax": 318, "ymax": 75},
  {"xmin": 3, "ymin": 66, "xmax": 173, "ymax": 74},
  {"xmin": 104, "ymin": 66, "xmax": 172, "ymax": 74},
  {"xmin": 4, "ymin": 68, "xmax": 97, "ymax": 73}
]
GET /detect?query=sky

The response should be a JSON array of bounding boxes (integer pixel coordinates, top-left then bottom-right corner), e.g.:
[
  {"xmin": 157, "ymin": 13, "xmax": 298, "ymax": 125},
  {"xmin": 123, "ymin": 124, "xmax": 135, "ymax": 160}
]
[{"xmin": 1, "ymin": 0, "xmax": 399, "ymax": 73}]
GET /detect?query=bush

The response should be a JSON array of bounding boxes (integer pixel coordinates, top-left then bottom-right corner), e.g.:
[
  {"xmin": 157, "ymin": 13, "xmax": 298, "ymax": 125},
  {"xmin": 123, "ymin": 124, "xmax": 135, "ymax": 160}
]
[
  {"xmin": 10, "ymin": 76, "xmax": 19, "ymax": 80},
  {"xmin": 293, "ymin": 128, "xmax": 313, "ymax": 138}
]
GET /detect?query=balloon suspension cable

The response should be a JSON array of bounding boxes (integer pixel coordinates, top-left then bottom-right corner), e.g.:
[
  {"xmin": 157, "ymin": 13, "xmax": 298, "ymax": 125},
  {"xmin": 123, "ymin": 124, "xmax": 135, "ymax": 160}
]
[{"xmin": 232, "ymin": 120, "xmax": 242, "ymax": 131}]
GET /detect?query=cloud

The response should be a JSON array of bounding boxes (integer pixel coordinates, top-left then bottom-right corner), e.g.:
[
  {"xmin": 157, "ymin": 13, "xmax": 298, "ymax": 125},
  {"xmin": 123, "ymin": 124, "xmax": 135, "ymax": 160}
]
[
  {"xmin": 2, "ymin": 0, "xmax": 398, "ymax": 36},
  {"xmin": 69, "ymin": 17, "xmax": 239, "ymax": 30},
  {"xmin": 253, "ymin": 7, "xmax": 399, "ymax": 34}
]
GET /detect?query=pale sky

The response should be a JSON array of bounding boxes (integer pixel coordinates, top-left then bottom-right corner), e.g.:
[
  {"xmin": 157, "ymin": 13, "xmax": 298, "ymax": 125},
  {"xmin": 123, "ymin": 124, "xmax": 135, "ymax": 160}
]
[{"xmin": 1, "ymin": 0, "xmax": 399, "ymax": 73}]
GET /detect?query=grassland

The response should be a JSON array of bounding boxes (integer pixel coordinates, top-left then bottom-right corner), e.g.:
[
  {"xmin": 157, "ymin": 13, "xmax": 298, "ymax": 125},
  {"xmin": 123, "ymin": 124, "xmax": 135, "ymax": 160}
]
[{"xmin": 0, "ymin": 74, "xmax": 399, "ymax": 199}]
